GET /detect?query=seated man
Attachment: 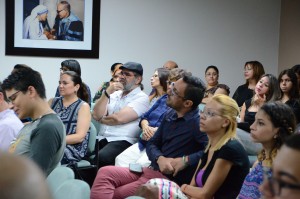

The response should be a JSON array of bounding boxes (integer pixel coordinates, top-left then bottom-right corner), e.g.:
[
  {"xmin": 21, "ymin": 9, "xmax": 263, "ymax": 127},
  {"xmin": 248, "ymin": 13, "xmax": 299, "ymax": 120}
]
[
  {"xmin": 92, "ymin": 62, "xmax": 149, "ymax": 167},
  {"xmin": 1, "ymin": 66, "xmax": 66, "ymax": 176},
  {"xmin": 90, "ymin": 75, "xmax": 208, "ymax": 199},
  {"xmin": 0, "ymin": 82, "xmax": 23, "ymax": 151},
  {"xmin": 260, "ymin": 134, "xmax": 300, "ymax": 199}
]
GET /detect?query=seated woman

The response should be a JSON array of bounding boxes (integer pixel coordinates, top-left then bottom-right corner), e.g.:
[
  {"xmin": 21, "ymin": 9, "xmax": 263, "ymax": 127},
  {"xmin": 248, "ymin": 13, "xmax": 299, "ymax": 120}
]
[
  {"xmin": 55, "ymin": 59, "xmax": 92, "ymax": 106},
  {"xmin": 278, "ymin": 69, "xmax": 300, "ymax": 124},
  {"xmin": 92, "ymin": 63, "xmax": 123, "ymax": 103},
  {"xmin": 201, "ymin": 65, "xmax": 219, "ymax": 104},
  {"xmin": 239, "ymin": 74, "xmax": 281, "ymax": 132},
  {"xmin": 139, "ymin": 95, "xmax": 249, "ymax": 199},
  {"xmin": 115, "ymin": 68, "xmax": 176, "ymax": 167},
  {"xmin": 238, "ymin": 102, "xmax": 296, "ymax": 198},
  {"xmin": 179, "ymin": 94, "xmax": 250, "ymax": 198},
  {"xmin": 233, "ymin": 61, "xmax": 265, "ymax": 107},
  {"xmin": 49, "ymin": 71, "xmax": 91, "ymax": 165},
  {"xmin": 238, "ymin": 74, "xmax": 281, "ymax": 156}
]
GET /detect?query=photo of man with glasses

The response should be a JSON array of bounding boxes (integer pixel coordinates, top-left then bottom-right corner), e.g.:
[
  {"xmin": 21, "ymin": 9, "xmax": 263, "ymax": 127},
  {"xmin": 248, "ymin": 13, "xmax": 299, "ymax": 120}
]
[{"xmin": 52, "ymin": 1, "xmax": 83, "ymax": 41}]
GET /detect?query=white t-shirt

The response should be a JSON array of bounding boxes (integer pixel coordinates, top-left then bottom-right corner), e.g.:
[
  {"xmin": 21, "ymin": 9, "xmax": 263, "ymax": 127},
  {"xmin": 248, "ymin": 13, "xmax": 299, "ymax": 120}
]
[
  {"xmin": 98, "ymin": 87, "xmax": 149, "ymax": 144},
  {"xmin": 0, "ymin": 109, "xmax": 23, "ymax": 151}
]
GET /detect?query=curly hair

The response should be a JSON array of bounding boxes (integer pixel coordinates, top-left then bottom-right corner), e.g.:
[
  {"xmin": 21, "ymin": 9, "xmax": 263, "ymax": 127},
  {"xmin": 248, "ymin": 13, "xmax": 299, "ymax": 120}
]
[{"xmin": 257, "ymin": 102, "xmax": 296, "ymax": 165}]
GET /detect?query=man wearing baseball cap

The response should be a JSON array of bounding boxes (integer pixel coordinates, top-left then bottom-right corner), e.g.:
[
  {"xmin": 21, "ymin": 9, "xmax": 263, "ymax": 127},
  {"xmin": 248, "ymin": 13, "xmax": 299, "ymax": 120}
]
[{"xmin": 93, "ymin": 62, "xmax": 149, "ymax": 167}]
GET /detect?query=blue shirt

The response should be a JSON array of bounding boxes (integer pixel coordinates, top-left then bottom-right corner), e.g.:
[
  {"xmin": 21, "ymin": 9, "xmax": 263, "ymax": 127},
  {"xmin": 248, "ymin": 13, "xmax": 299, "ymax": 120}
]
[
  {"xmin": 146, "ymin": 108, "xmax": 208, "ymax": 185},
  {"xmin": 138, "ymin": 94, "xmax": 169, "ymax": 150}
]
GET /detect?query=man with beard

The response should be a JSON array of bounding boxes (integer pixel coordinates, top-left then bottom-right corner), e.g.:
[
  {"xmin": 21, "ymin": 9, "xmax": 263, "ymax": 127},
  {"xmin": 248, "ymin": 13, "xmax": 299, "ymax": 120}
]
[{"xmin": 92, "ymin": 62, "xmax": 149, "ymax": 167}]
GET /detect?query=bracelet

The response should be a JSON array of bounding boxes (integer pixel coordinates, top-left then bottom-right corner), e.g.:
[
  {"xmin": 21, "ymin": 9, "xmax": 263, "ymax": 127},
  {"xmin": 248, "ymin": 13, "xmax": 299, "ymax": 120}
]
[
  {"xmin": 104, "ymin": 90, "xmax": 110, "ymax": 99},
  {"xmin": 182, "ymin": 156, "xmax": 189, "ymax": 167}
]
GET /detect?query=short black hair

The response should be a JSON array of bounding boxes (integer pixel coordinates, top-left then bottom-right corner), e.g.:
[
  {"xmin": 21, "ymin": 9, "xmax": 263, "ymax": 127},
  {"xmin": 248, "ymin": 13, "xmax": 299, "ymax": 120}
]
[
  {"xmin": 291, "ymin": 64, "xmax": 300, "ymax": 75},
  {"xmin": 110, "ymin": 63, "xmax": 122, "ymax": 72},
  {"xmin": 1, "ymin": 66, "xmax": 46, "ymax": 99},
  {"xmin": 182, "ymin": 75, "xmax": 206, "ymax": 109},
  {"xmin": 0, "ymin": 82, "xmax": 8, "ymax": 101},
  {"xmin": 205, "ymin": 65, "xmax": 219, "ymax": 75},
  {"xmin": 61, "ymin": 60, "xmax": 81, "ymax": 76},
  {"xmin": 285, "ymin": 134, "xmax": 300, "ymax": 150}
]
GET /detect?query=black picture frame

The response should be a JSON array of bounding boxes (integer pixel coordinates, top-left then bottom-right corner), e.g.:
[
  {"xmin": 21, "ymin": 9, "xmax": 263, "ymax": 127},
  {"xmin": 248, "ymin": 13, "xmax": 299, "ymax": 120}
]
[{"xmin": 5, "ymin": 0, "xmax": 100, "ymax": 58}]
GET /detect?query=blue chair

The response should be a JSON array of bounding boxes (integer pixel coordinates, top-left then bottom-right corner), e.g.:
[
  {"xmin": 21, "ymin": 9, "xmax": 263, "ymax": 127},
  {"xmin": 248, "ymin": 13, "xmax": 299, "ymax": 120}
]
[
  {"xmin": 53, "ymin": 179, "xmax": 90, "ymax": 199},
  {"xmin": 46, "ymin": 166, "xmax": 75, "ymax": 194}
]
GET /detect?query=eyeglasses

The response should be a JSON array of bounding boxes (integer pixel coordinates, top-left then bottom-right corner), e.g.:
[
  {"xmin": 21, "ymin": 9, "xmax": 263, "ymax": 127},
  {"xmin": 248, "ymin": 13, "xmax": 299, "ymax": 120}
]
[
  {"xmin": 200, "ymin": 108, "xmax": 222, "ymax": 118},
  {"xmin": 120, "ymin": 71, "xmax": 135, "ymax": 77},
  {"xmin": 60, "ymin": 67, "xmax": 69, "ymax": 72},
  {"xmin": 263, "ymin": 167, "xmax": 300, "ymax": 196},
  {"xmin": 7, "ymin": 90, "xmax": 21, "ymax": 103},
  {"xmin": 170, "ymin": 82, "xmax": 186, "ymax": 99},
  {"xmin": 57, "ymin": 9, "xmax": 65, "ymax": 14}
]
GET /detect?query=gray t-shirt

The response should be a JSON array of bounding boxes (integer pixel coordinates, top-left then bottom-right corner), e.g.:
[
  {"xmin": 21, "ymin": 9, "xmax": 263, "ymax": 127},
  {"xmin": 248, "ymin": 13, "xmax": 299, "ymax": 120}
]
[{"xmin": 10, "ymin": 113, "xmax": 66, "ymax": 176}]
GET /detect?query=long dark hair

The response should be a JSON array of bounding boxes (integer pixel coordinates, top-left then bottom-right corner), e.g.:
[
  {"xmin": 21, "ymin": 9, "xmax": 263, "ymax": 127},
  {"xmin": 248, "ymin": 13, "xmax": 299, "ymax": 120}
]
[
  {"xmin": 278, "ymin": 69, "xmax": 300, "ymax": 100},
  {"xmin": 63, "ymin": 71, "xmax": 89, "ymax": 104}
]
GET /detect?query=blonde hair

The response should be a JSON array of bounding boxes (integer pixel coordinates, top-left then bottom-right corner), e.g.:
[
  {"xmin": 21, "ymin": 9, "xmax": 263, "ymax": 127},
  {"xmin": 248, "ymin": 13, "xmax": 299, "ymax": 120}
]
[{"xmin": 205, "ymin": 94, "xmax": 240, "ymax": 152}]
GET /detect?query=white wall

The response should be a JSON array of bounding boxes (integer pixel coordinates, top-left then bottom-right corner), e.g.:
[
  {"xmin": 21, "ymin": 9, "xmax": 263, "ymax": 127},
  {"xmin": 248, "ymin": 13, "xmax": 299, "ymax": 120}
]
[{"xmin": 0, "ymin": 0, "xmax": 281, "ymax": 100}]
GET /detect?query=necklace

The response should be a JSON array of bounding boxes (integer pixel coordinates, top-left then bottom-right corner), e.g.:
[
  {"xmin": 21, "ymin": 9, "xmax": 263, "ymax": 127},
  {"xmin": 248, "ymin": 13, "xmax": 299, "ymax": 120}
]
[{"xmin": 32, "ymin": 109, "xmax": 53, "ymax": 122}]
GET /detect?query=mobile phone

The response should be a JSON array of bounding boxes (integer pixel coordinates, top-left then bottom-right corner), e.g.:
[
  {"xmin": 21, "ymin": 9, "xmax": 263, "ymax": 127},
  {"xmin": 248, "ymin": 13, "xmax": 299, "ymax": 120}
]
[{"xmin": 129, "ymin": 163, "xmax": 143, "ymax": 173}]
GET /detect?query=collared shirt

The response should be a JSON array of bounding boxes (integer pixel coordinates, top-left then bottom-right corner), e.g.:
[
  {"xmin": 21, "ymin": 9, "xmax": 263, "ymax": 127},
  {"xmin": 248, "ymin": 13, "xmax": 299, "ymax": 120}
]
[
  {"xmin": 98, "ymin": 87, "xmax": 149, "ymax": 144},
  {"xmin": 0, "ymin": 109, "xmax": 23, "ymax": 151},
  {"xmin": 146, "ymin": 108, "xmax": 208, "ymax": 184}
]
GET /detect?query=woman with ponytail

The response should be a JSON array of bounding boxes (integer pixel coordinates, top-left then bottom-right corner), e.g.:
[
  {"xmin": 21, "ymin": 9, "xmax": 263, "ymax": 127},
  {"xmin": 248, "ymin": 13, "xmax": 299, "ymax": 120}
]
[{"xmin": 49, "ymin": 71, "xmax": 91, "ymax": 165}]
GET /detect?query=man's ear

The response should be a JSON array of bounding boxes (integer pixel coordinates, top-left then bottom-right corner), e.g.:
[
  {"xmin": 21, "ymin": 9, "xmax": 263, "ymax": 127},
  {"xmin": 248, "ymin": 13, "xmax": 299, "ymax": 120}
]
[
  {"xmin": 27, "ymin": 86, "xmax": 37, "ymax": 98},
  {"xmin": 183, "ymin": 100, "xmax": 193, "ymax": 108},
  {"xmin": 135, "ymin": 76, "xmax": 142, "ymax": 85},
  {"xmin": 0, "ymin": 92, "xmax": 4, "ymax": 102}
]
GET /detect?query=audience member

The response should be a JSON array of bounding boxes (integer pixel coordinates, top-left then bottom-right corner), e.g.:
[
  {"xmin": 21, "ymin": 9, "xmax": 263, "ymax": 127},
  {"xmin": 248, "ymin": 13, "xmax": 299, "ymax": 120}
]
[
  {"xmin": 90, "ymin": 75, "xmax": 208, "ymax": 199},
  {"xmin": 1, "ymin": 66, "xmax": 66, "ymax": 176},
  {"xmin": 55, "ymin": 59, "xmax": 92, "ymax": 106},
  {"xmin": 0, "ymin": 152, "xmax": 52, "ymax": 199},
  {"xmin": 163, "ymin": 60, "xmax": 178, "ymax": 70},
  {"xmin": 238, "ymin": 102, "xmax": 296, "ymax": 199},
  {"xmin": 238, "ymin": 74, "xmax": 281, "ymax": 156},
  {"xmin": 233, "ymin": 61, "xmax": 265, "ymax": 107},
  {"xmin": 93, "ymin": 63, "xmax": 123, "ymax": 103},
  {"xmin": 291, "ymin": 64, "xmax": 300, "ymax": 92},
  {"xmin": 0, "ymin": 82, "xmax": 23, "ymax": 151},
  {"xmin": 278, "ymin": 69, "xmax": 300, "ymax": 123},
  {"xmin": 240, "ymin": 74, "xmax": 281, "ymax": 131},
  {"xmin": 11, "ymin": 64, "xmax": 33, "ymax": 123},
  {"xmin": 213, "ymin": 84, "xmax": 230, "ymax": 96},
  {"xmin": 52, "ymin": 1, "xmax": 83, "ymax": 41},
  {"xmin": 148, "ymin": 68, "xmax": 169, "ymax": 106},
  {"xmin": 23, "ymin": 5, "xmax": 51, "ymax": 40},
  {"xmin": 92, "ymin": 62, "xmax": 149, "ymax": 167},
  {"xmin": 115, "ymin": 68, "xmax": 180, "ymax": 167},
  {"xmin": 202, "ymin": 65, "xmax": 219, "ymax": 104},
  {"xmin": 49, "ymin": 71, "xmax": 91, "ymax": 165},
  {"xmin": 259, "ymin": 134, "xmax": 300, "ymax": 199},
  {"xmin": 179, "ymin": 94, "xmax": 249, "ymax": 198}
]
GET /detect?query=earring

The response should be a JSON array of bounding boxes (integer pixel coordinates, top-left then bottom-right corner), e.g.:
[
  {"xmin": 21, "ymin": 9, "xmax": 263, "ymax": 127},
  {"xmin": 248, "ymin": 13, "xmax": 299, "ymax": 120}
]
[{"xmin": 273, "ymin": 134, "xmax": 278, "ymax": 139}]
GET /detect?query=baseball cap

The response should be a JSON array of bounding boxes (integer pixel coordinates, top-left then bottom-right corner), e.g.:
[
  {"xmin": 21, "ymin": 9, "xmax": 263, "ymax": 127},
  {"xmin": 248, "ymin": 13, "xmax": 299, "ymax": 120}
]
[{"xmin": 120, "ymin": 62, "xmax": 143, "ymax": 76}]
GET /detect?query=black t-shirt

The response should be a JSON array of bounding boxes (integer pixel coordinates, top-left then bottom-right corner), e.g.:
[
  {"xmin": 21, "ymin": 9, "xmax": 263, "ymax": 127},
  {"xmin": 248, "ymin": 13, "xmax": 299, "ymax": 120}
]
[
  {"xmin": 197, "ymin": 139, "xmax": 250, "ymax": 199},
  {"xmin": 233, "ymin": 84, "xmax": 254, "ymax": 107}
]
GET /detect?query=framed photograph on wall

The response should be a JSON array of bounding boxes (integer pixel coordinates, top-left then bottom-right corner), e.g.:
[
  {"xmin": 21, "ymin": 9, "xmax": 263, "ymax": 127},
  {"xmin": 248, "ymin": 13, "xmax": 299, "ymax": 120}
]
[{"xmin": 5, "ymin": 0, "xmax": 100, "ymax": 58}]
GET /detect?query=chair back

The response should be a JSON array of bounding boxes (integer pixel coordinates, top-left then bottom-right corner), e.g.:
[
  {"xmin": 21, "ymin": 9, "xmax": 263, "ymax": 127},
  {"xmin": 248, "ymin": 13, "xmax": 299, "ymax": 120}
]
[
  {"xmin": 87, "ymin": 122, "xmax": 97, "ymax": 156},
  {"xmin": 46, "ymin": 166, "xmax": 75, "ymax": 194},
  {"xmin": 53, "ymin": 179, "xmax": 90, "ymax": 199}
]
